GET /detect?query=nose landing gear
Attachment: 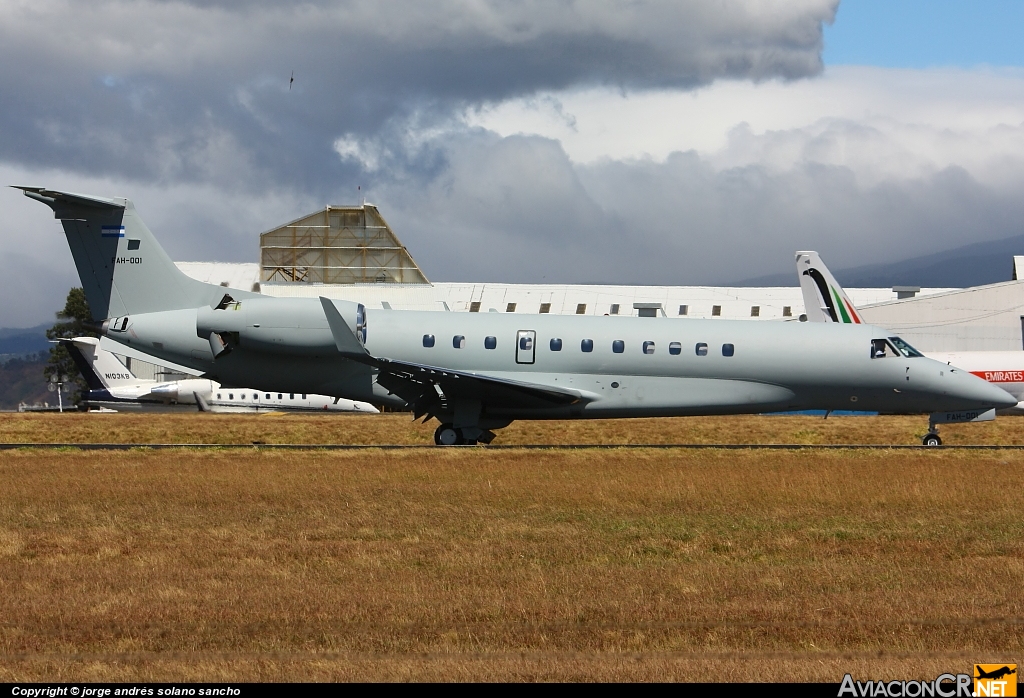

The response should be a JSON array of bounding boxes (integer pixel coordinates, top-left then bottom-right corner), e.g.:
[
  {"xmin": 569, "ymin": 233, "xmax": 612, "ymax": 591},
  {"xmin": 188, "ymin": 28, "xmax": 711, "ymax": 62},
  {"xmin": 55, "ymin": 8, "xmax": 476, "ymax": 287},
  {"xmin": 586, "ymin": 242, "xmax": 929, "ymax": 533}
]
[{"xmin": 922, "ymin": 416, "xmax": 942, "ymax": 446}]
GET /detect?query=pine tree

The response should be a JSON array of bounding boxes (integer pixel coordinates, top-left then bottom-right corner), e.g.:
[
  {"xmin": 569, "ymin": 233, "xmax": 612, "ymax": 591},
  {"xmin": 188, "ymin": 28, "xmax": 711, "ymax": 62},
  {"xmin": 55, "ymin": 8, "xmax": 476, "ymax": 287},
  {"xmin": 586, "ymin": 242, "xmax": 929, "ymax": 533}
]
[{"xmin": 44, "ymin": 287, "xmax": 96, "ymax": 406}]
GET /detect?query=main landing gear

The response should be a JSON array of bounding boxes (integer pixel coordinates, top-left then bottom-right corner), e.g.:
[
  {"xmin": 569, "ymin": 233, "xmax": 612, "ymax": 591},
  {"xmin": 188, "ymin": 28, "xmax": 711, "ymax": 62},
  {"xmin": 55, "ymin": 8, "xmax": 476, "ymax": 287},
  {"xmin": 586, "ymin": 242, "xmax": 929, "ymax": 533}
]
[
  {"xmin": 434, "ymin": 423, "xmax": 476, "ymax": 446},
  {"xmin": 433, "ymin": 422, "xmax": 499, "ymax": 445}
]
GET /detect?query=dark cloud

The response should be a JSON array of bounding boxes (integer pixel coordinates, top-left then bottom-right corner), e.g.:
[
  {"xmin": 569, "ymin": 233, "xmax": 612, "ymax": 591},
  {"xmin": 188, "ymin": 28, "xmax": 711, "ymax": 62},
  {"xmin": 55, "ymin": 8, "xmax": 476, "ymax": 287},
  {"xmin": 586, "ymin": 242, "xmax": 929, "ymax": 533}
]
[{"xmin": 0, "ymin": 0, "xmax": 836, "ymax": 196}]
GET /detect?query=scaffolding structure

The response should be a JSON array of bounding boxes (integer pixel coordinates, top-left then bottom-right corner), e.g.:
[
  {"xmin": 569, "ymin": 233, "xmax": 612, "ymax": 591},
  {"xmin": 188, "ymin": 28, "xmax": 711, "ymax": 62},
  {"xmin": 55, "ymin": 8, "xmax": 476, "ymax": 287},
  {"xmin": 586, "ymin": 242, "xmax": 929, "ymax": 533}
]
[{"xmin": 259, "ymin": 205, "xmax": 428, "ymax": 285}]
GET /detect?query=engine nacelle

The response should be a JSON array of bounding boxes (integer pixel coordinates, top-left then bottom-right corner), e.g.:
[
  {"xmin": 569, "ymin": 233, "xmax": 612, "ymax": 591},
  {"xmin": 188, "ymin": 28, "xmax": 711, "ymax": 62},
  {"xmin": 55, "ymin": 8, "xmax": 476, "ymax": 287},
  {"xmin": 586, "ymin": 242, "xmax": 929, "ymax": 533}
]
[
  {"xmin": 196, "ymin": 296, "xmax": 364, "ymax": 357},
  {"xmin": 149, "ymin": 382, "xmax": 180, "ymax": 402}
]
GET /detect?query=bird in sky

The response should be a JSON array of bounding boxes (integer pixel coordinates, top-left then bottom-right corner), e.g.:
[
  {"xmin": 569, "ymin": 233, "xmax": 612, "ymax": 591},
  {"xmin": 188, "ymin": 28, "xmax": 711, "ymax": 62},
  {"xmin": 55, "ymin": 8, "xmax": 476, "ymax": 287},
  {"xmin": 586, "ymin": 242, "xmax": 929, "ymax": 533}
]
[{"xmin": 289, "ymin": 71, "xmax": 294, "ymax": 90}]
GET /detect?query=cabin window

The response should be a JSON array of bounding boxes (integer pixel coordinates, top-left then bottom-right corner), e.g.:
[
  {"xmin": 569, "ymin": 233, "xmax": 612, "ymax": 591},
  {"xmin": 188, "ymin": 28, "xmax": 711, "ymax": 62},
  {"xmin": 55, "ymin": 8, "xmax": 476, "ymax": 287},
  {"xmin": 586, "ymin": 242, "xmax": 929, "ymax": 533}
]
[
  {"xmin": 750, "ymin": 306, "xmax": 760, "ymax": 317},
  {"xmin": 581, "ymin": 339, "xmax": 594, "ymax": 353},
  {"xmin": 612, "ymin": 340, "xmax": 625, "ymax": 353},
  {"xmin": 783, "ymin": 306, "xmax": 792, "ymax": 317},
  {"xmin": 550, "ymin": 338, "xmax": 562, "ymax": 351},
  {"xmin": 470, "ymin": 302, "xmax": 481, "ymax": 313},
  {"xmin": 229, "ymin": 393, "xmax": 234, "ymax": 399},
  {"xmin": 722, "ymin": 343, "xmax": 735, "ymax": 357},
  {"xmin": 265, "ymin": 394, "xmax": 270, "ymax": 399},
  {"xmin": 695, "ymin": 343, "xmax": 708, "ymax": 356},
  {"xmin": 253, "ymin": 394, "xmax": 258, "ymax": 400},
  {"xmin": 484, "ymin": 336, "xmax": 497, "ymax": 349},
  {"xmin": 669, "ymin": 342, "xmax": 681, "ymax": 355},
  {"xmin": 453, "ymin": 335, "xmax": 466, "ymax": 349},
  {"xmin": 576, "ymin": 304, "xmax": 587, "ymax": 315},
  {"xmin": 643, "ymin": 341, "xmax": 655, "ymax": 355},
  {"xmin": 127, "ymin": 239, "xmax": 141, "ymax": 250},
  {"xmin": 290, "ymin": 393, "xmax": 295, "ymax": 399},
  {"xmin": 506, "ymin": 303, "xmax": 517, "ymax": 312},
  {"xmin": 679, "ymin": 305, "xmax": 688, "ymax": 316},
  {"xmin": 712, "ymin": 305, "xmax": 721, "ymax": 317},
  {"xmin": 423, "ymin": 334, "xmax": 435, "ymax": 347},
  {"xmin": 302, "ymin": 394, "xmax": 306, "ymax": 399},
  {"xmin": 610, "ymin": 304, "xmax": 620, "ymax": 315},
  {"xmin": 217, "ymin": 393, "xmax": 222, "ymax": 399},
  {"xmin": 539, "ymin": 303, "xmax": 551, "ymax": 313},
  {"xmin": 278, "ymin": 394, "xmax": 282, "ymax": 400}
]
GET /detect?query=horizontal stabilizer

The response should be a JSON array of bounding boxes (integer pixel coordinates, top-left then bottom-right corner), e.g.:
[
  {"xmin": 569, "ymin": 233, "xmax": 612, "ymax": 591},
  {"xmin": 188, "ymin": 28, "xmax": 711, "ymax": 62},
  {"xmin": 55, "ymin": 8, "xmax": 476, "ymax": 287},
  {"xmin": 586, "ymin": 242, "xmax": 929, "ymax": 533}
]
[{"xmin": 12, "ymin": 187, "xmax": 124, "ymax": 214}]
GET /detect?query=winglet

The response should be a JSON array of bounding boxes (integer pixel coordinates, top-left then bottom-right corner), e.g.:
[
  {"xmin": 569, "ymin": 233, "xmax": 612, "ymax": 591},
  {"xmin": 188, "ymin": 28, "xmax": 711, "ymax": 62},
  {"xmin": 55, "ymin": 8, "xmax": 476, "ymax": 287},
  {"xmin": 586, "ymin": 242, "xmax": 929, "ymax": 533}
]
[{"xmin": 194, "ymin": 391, "xmax": 211, "ymax": 412}]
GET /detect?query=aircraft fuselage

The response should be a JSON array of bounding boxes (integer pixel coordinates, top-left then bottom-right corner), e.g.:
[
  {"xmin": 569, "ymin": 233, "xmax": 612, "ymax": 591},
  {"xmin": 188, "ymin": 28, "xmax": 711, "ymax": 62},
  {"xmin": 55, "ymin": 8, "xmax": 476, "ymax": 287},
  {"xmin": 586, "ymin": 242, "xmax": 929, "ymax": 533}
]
[{"xmin": 103, "ymin": 299, "xmax": 1013, "ymax": 419}]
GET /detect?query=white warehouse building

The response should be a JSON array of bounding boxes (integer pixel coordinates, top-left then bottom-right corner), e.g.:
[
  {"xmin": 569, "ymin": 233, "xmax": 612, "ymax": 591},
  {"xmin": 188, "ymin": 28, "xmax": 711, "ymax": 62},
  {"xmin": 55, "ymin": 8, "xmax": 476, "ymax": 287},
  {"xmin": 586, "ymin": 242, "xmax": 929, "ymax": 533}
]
[
  {"xmin": 858, "ymin": 260, "xmax": 1024, "ymax": 351},
  {"xmin": 172, "ymin": 203, "xmax": 1024, "ymax": 353}
]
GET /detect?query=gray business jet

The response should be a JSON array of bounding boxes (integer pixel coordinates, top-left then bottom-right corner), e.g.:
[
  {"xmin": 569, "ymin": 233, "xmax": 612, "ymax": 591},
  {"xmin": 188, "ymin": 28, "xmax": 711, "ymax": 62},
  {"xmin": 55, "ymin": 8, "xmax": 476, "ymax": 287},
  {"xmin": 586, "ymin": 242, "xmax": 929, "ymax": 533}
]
[{"xmin": 18, "ymin": 187, "xmax": 1015, "ymax": 444}]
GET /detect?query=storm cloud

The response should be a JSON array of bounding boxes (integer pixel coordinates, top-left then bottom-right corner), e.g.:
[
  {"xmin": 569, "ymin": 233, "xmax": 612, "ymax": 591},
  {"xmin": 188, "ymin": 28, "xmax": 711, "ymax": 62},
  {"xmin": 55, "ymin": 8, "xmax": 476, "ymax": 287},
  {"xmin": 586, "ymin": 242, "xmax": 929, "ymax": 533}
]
[
  {"xmin": 0, "ymin": 0, "xmax": 836, "ymax": 194},
  {"xmin": 5, "ymin": 2, "xmax": 1024, "ymax": 330}
]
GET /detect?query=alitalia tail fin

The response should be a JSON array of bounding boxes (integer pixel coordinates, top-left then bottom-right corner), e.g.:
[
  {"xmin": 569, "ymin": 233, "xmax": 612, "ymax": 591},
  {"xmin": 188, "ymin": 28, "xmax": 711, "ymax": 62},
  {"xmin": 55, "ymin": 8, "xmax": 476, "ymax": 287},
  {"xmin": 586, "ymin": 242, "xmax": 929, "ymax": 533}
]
[
  {"xmin": 795, "ymin": 251, "xmax": 863, "ymax": 324},
  {"xmin": 15, "ymin": 187, "xmax": 256, "ymax": 321}
]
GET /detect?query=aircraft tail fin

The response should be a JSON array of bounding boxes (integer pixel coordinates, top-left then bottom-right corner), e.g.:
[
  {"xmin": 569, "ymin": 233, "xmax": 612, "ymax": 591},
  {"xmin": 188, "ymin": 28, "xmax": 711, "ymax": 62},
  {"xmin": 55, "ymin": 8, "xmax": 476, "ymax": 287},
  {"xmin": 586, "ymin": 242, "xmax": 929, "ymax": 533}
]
[
  {"xmin": 60, "ymin": 337, "xmax": 141, "ymax": 389},
  {"xmin": 59, "ymin": 337, "xmax": 106, "ymax": 391},
  {"xmin": 795, "ymin": 251, "xmax": 863, "ymax": 324},
  {"xmin": 15, "ymin": 187, "xmax": 254, "ymax": 321}
]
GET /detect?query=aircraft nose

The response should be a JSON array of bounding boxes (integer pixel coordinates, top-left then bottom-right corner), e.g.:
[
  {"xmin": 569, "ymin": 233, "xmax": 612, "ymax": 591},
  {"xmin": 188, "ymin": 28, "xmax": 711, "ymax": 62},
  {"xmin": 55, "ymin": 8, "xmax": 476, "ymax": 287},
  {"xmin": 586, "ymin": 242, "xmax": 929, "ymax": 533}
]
[{"xmin": 957, "ymin": 371, "xmax": 1018, "ymax": 409}]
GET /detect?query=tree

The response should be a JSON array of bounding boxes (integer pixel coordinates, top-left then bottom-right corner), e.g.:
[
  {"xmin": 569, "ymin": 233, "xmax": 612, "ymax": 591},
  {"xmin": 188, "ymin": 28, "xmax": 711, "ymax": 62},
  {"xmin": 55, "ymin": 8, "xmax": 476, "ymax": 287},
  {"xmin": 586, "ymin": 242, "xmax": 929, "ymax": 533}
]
[{"xmin": 43, "ymin": 287, "xmax": 96, "ymax": 406}]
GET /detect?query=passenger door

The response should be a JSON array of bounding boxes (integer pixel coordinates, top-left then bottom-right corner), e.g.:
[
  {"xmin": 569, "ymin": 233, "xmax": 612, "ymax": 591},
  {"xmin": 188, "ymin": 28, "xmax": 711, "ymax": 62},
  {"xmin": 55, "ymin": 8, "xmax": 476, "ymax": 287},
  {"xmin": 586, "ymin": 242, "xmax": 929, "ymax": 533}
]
[{"xmin": 516, "ymin": 330, "xmax": 536, "ymax": 365}]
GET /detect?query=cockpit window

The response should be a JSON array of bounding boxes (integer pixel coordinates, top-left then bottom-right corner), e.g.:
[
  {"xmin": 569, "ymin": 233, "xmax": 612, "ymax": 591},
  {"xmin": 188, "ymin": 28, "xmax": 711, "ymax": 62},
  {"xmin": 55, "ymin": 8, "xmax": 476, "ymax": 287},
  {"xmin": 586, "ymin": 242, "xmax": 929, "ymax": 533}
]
[
  {"xmin": 870, "ymin": 338, "xmax": 901, "ymax": 359},
  {"xmin": 888, "ymin": 336, "xmax": 923, "ymax": 358}
]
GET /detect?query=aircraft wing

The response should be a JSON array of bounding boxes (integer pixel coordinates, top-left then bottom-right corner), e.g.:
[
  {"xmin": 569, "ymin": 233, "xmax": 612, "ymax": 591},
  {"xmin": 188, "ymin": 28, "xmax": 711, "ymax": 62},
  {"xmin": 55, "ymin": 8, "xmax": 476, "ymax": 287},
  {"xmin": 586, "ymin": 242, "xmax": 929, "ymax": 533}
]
[{"xmin": 374, "ymin": 357, "xmax": 586, "ymax": 417}]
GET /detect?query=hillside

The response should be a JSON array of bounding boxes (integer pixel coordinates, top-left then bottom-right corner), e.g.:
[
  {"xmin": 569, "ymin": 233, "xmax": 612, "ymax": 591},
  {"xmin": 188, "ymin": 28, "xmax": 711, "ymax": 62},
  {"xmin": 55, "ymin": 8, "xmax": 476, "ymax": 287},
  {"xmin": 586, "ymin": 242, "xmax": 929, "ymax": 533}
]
[
  {"xmin": 0, "ymin": 323, "xmax": 51, "ymax": 362},
  {"xmin": 736, "ymin": 233, "xmax": 1024, "ymax": 288},
  {"xmin": 0, "ymin": 353, "xmax": 57, "ymax": 410}
]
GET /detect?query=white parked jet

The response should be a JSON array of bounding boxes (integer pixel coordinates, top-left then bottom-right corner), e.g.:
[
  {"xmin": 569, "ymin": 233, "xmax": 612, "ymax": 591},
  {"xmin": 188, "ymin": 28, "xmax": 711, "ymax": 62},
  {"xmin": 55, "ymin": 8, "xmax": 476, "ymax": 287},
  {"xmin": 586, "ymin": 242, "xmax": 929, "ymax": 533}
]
[
  {"xmin": 796, "ymin": 250, "xmax": 1021, "ymax": 444},
  {"xmin": 62, "ymin": 336, "xmax": 378, "ymax": 414},
  {"xmin": 19, "ymin": 187, "xmax": 1015, "ymax": 445}
]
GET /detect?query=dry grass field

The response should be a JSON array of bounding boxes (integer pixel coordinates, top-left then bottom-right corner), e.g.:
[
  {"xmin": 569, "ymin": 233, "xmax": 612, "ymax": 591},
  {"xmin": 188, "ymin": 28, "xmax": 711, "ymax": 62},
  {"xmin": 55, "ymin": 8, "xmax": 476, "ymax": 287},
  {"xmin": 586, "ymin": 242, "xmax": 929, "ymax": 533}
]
[
  {"xmin": 2, "ymin": 410, "xmax": 1024, "ymax": 445},
  {"xmin": 1, "ymin": 414, "xmax": 1022, "ymax": 682}
]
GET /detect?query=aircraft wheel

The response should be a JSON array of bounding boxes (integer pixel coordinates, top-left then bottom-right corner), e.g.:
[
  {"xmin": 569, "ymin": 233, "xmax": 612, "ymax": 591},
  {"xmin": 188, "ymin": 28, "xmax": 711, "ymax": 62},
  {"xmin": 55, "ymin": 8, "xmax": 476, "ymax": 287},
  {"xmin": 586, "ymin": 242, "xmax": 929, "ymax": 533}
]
[
  {"xmin": 434, "ymin": 423, "xmax": 462, "ymax": 446},
  {"xmin": 922, "ymin": 433, "xmax": 942, "ymax": 447}
]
